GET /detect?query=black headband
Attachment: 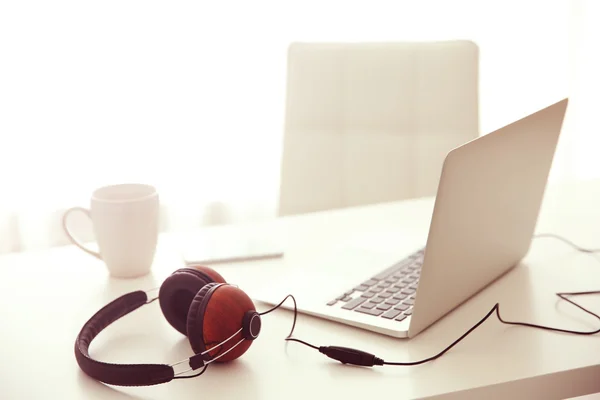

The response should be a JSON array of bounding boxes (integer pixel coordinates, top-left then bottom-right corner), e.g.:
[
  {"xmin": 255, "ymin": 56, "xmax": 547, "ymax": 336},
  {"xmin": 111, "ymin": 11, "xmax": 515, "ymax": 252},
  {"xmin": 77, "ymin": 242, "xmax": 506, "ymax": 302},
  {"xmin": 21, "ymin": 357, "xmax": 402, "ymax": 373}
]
[{"xmin": 74, "ymin": 291, "xmax": 176, "ymax": 386}]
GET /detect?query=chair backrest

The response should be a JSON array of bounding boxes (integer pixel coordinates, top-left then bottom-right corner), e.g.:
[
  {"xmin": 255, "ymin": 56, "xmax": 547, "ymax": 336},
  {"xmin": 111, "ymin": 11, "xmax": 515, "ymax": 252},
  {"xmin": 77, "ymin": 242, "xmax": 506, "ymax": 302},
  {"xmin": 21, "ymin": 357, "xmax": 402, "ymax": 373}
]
[{"xmin": 277, "ymin": 41, "xmax": 480, "ymax": 216}]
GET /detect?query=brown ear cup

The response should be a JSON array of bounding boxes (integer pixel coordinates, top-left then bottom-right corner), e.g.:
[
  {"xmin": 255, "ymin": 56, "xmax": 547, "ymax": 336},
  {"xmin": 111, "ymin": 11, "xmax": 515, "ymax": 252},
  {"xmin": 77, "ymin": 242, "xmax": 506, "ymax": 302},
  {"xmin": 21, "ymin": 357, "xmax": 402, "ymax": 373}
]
[
  {"xmin": 158, "ymin": 266, "xmax": 226, "ymax": 336},
  {"xmin": 186, "ymin": 283, "xmax": 257, "ymax": 362},
  {"xmin": 187, "ymin": 264, "xmax": 226, "ymax": 283}
]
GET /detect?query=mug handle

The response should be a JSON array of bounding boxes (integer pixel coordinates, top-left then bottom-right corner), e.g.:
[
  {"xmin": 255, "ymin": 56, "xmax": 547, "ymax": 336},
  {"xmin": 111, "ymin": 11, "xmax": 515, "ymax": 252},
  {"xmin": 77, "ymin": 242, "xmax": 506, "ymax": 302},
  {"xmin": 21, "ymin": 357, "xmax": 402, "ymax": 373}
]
[{"xmin": 62, "ymin": 207, "xmax": 102, "ymax": 259}]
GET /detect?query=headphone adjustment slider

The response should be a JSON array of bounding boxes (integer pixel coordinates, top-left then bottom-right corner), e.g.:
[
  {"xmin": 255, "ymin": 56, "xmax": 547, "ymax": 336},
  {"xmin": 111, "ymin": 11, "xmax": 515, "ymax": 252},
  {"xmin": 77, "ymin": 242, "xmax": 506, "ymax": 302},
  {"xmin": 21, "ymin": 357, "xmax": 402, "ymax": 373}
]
[{"xmin": 144, "ymin": 287, "xmax": 160, "ymax": 304}]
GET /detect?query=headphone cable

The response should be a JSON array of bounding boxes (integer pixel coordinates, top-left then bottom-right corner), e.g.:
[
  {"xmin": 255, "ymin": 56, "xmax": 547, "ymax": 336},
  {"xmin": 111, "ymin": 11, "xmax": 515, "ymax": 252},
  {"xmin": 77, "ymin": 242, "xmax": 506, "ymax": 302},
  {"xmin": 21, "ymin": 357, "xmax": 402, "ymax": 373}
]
[{"xmin": 259, "ymin": 233, "xmax": 600, "ymax": 367}]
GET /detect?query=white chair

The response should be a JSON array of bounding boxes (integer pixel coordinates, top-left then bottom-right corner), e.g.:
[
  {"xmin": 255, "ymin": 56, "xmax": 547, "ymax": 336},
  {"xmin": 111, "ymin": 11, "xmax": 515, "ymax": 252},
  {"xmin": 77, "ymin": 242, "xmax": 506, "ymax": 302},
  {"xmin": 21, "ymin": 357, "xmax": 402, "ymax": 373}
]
[{"xmin": 277, "ymin": 41, "xmax": 480, "ymax": 216}]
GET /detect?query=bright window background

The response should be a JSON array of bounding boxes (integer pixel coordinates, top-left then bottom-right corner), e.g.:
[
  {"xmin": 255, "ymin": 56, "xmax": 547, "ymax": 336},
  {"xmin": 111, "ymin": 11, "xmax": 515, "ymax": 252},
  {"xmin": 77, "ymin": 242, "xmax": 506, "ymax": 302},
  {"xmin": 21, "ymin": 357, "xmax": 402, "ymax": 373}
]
[{"xmin": 0, "ymin": 0, "xmax": 595, "ymax": 253}]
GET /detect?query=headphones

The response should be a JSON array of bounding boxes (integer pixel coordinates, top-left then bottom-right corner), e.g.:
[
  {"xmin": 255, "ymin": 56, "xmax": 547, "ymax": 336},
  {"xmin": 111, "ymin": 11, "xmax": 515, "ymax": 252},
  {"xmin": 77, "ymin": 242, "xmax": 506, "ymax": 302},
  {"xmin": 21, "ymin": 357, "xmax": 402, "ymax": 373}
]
[{"xmin": 75, "ymin": 265, "xmax": 262, "ymax": 387}]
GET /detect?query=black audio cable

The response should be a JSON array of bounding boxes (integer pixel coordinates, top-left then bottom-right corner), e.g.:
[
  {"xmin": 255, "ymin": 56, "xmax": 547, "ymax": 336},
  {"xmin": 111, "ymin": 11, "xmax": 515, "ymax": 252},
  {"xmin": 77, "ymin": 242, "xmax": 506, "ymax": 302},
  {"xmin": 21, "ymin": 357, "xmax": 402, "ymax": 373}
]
[{"xmin": 260, "ymin": 233, "xmax": 600, "ymax": 367}]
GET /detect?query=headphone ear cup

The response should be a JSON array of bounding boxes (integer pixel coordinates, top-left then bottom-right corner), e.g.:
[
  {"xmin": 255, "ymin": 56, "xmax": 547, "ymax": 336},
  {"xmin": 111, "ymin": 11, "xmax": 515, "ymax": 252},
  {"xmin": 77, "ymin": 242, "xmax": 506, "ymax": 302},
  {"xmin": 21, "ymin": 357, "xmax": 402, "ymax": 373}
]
[
  {"xmin": 158, "ymin": 266, "xmax": 226, "ymax": 336},
  {"xmin": 187, "ymin": 264, "xmax": 227, "ymax": 284},
  {"xmin": 186, "ymin": 283, "xmax": 257, "ymax": 362}
]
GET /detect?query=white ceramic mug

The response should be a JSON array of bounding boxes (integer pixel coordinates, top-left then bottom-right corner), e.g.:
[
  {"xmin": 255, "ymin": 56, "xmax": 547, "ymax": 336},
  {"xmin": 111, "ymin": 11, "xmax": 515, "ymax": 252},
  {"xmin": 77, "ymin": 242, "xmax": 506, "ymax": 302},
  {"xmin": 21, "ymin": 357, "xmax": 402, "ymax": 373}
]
[{"xmin": 62, "ymin": 183, "xmax": 160, "ymax": 278}]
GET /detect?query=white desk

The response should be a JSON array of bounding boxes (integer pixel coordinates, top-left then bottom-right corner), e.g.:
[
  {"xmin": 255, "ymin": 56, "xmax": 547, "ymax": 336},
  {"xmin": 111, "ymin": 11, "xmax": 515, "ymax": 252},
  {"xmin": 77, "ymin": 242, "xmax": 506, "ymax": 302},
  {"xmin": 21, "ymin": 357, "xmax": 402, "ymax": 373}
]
[{"xmin": 2, "ymin": 179, "xmax": 600, "ymax": 399}]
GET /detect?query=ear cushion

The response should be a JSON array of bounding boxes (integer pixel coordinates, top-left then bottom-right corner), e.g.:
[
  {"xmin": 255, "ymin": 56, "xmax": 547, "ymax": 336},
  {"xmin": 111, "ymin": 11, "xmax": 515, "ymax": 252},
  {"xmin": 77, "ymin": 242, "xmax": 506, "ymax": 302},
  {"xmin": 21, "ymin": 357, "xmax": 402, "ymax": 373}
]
[
  {"xmin": 158, "ymin": 267, "xmax": 225, "ymax": 336},
  {"xmin": 186, "ymin": 283, "xmax": 256, "ymax": 362},
  {"xmin": 186, "ymin": 282, "xmax": 220, "ymax": 356}
]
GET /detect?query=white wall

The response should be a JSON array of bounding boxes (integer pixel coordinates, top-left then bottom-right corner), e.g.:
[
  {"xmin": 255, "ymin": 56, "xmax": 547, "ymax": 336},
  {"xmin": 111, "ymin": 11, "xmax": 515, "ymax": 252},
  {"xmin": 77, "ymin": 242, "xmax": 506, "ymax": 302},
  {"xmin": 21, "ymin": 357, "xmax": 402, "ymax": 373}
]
[
  {"xmin": 0, "ymin": 0, "xmax": 578, "ymax": 251},
  {"xmin": 566, "ymin": 0, "xmax": 600, "ymax": 180}
]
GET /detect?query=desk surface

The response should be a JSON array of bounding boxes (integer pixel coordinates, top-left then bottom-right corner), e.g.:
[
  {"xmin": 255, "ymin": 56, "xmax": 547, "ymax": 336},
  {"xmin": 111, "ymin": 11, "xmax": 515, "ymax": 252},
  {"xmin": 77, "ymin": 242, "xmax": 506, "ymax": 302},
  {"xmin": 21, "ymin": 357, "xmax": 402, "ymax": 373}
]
[{"xmin": 2, "ymin": 179, "xmax": 600, "ymax": 400}]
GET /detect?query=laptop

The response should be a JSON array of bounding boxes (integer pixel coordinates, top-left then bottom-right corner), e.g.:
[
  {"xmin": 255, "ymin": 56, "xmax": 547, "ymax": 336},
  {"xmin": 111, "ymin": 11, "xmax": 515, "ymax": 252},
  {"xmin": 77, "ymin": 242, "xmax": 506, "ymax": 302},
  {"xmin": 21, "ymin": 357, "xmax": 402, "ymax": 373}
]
[{"xmin": 250, "ymin": 98, "xmax": 569, "ymax": 339}]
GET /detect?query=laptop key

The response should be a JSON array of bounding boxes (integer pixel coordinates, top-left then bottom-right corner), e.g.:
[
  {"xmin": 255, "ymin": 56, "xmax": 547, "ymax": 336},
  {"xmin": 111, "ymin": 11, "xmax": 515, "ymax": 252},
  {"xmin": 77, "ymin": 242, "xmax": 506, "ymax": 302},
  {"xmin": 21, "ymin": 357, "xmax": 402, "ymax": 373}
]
[
  {"xmin": 385, "ymin": 287, "xmax": 400, "ymax": 293},
  {"xmin": 327, "ymin": 300, "xmax": 337, "ymax": 306},
  {"xmin": 355, "ymin": 307, "xmax": 384, "ymax": 317},
  {"xmin": 384, "ymin": 298, "xmax": 400, "ymax": 305},
  {"xmin": 362, "ymin": 279, "xmax": 378, "ymax": 286},
  {"xmin": 393, "ymin": 293, "xmax": 408, "ymax": 300},
  {"xmin": 372, "ymin": 262, "xmax": 405, "ymax": 280},
  {"xmin": 395, "ymin": 314, "xmax": 407, "ymax": 322},
  {"xmin": 361, "ymin": 301, "xmax": 378, "ymax": 309},
  {"xmin": 353, "ymin": 285, "xmax": 369, "ymax": 292},
  {"xmin": 360, "ymin": 292, "xmax": 375, "ymax": 299},
  {"xmin": 395, "ymin": 304, "xmax": 409, "ymax": 311},
  {"xmin": 371, "ymin": 296, "xmax": 385, "ymax": 304},
  {"xmin": 377, "ymin": 292, "xmax": 391, "ymax": 299},
  {"xmin": 376, "ymin": 303, "xmax": 391, "ymax": 311},
  {"xmin": 341, "ymin": 297, "xmax": 366, "ymax": 310},
  {"xmin": 382, "ymin": 309, "xmax": 402, "ymax": 319}
]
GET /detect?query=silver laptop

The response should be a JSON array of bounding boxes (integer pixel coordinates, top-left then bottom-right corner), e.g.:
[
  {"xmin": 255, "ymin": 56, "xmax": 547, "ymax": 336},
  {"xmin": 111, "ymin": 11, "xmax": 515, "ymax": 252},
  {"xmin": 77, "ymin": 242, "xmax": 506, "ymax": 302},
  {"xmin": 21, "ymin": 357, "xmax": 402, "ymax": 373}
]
[{"xmin": 251, "ymin": 98, "xmax": 569, "ymax": 339}]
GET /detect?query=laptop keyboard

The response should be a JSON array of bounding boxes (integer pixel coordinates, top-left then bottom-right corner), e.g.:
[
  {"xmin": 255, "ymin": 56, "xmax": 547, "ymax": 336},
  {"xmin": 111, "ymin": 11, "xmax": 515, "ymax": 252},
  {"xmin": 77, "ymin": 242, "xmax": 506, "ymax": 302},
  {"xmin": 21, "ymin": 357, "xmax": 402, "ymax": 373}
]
[{"xmin": 326, "ymin": 248, "xmax": 424, "ymax": 322}]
